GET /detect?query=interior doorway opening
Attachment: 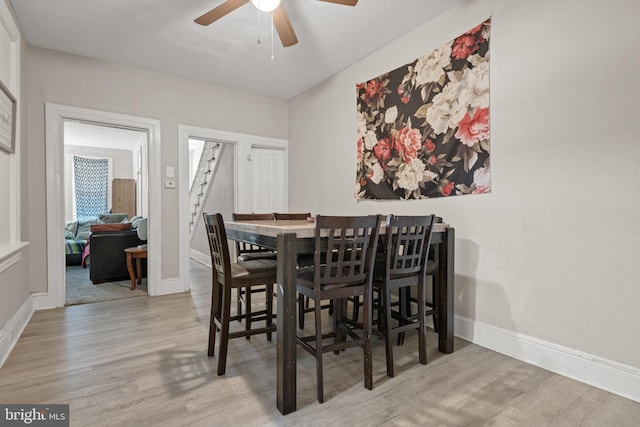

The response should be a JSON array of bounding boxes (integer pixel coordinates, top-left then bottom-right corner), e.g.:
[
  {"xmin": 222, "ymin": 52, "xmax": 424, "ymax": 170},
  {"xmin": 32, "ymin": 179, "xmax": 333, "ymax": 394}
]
[
  {"xmin": 45, "ymin": 103, "xmax": 161, "ymax": 308},
  {"xmin": 63, "ymin": 121, "xmax": 149, "ymax": 305}
]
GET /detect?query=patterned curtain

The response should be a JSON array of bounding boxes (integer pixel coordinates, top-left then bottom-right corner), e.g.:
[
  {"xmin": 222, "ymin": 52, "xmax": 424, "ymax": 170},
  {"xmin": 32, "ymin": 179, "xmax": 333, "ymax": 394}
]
[{"xmin": 73, "ymin": 156, "xmax": 109, "ymax": 221}]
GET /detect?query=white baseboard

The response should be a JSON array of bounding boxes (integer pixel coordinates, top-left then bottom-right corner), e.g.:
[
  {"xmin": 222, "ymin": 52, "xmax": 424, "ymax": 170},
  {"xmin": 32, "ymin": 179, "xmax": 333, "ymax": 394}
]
[
  {"xmin": 455, "ymin": 315, "xmax": 640, "ymax": 403},
  {"xmin": 154, "ymin": 278, "xmax": 188, "ymax": 296},
  {"xmin": 190, "ymin": 249, "xmax": 211, "ymax": 268},
  {"xmin": 0, "ymin": 295, "xmax": 36, "ymax": 369},
  {"xmin": 32, "ymin": 292, "xmax": 55, "ymax": 310}
]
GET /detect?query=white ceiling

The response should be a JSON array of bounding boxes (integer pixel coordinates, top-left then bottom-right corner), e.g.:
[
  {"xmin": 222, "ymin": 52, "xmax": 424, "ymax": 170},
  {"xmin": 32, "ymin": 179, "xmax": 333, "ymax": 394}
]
[
  {"xmin": 9, "ymin": 0, "xmax": 463, "ymax": 101},
  {"xmin": 64, "ymin": 121, "xmax": 146, "ymax": 151}
]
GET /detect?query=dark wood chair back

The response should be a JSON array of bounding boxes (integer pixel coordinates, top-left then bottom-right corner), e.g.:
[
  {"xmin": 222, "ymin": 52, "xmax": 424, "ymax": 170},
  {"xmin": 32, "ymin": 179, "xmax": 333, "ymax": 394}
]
[
  {"xmin": 383, "ymin": 214, "xmax": 436, "ymax": 280},
  {"xmin": 275, "ymin": 212, "xmax": 310, "ymax": 220},
  {"xmin": 313, "ymin": 215, "xmax": 381, "ymax": 291},
  {"xmin": 203, "ymin": 213, "xmax": 231, "ymax": 283},
  {"xmin": 232, "ymin": 213, "xmax": 275, "ymax": 221}
]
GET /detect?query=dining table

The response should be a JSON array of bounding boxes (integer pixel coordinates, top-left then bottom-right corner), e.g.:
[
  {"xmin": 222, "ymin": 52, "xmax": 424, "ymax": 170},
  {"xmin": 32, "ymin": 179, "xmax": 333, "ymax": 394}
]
[{"xmin": 224, "ymin": 217, "xmax": 455, "ymax": 415}]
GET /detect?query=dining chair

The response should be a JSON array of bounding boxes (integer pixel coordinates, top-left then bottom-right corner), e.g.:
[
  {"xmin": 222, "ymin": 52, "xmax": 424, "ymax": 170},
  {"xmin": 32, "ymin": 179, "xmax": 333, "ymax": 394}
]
[
  {"xmin": 396, "ymin": 215, "xmax": 442, "ymax": 342},
  {"xmin": 232, "ymin": 212, "xmax": 277, "ymax": 325},
  {"xmin": 274, "ymin": 212, "xmax": 311, "ymax": 220},
  {"xmin": 296, "ymin": 214, "xmax": 381, "ymax": 403},
  {"xmin": 373, "ymin": 214, "xmax": 436, "ymax": 377},
  {"xmin": 203, "ymin": 213, "xmax": 277, "ymax": 375}
]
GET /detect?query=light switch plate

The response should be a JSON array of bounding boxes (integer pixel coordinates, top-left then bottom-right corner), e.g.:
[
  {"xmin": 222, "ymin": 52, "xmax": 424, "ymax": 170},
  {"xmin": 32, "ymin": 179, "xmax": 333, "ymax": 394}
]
[{"xmin": 166, "ymin": 166, "xmax": 175, "ymax": 178}]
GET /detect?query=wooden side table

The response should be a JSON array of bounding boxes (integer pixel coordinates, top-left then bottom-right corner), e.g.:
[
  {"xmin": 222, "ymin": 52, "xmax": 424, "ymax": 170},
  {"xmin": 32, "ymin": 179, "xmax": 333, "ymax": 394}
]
[{"xmin": 125, "ymin": 246, "xmax": 148, "ymax": 290}]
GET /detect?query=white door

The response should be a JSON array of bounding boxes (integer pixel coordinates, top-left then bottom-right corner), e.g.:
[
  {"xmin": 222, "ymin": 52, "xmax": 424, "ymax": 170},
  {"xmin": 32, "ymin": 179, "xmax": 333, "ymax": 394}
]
[{"xmin": 251, "ymin": 146, "xmax": 285, "ymax": 214}]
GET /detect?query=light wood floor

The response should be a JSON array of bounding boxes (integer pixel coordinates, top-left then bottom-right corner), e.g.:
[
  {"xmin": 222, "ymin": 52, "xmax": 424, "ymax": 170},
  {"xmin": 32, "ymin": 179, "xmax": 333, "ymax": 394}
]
[{"xmin": 1, "ymin": 261, "xmax": 639, "ymax": 426}]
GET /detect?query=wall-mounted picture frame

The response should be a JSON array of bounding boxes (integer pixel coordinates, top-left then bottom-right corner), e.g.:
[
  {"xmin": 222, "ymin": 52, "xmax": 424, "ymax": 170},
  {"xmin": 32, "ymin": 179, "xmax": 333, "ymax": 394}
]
[{"xmin": 0, "ymin": 79, "xmax": 17, "ymax": 154}]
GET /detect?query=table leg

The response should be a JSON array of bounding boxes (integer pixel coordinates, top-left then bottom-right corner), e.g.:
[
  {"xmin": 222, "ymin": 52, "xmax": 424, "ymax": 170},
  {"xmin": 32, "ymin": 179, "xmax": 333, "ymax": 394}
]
[
  {"xmin": 437, "ymin": 227, "xmax": 455, "ymax": 354},
  {"xmin": 126, "ymin": 252, "xmax": 136, "ymax": 290},
  {"xmin": 136, "ymin": 258, "xmax": 142, "ymax": 285},
  {"xmin": 276, "ymin": 233, "xmax": 297, "ymax": 415}
]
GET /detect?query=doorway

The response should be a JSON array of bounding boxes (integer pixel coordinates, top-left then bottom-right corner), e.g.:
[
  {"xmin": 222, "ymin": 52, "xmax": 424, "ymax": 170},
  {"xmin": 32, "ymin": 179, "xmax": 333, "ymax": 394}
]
[
  {"xmin": 63, "ymin": 121, "xmax": 149, "ymax": 305},
  {"xmin": 177, "ymin": 125, "xmax": 288, "ymax": 287},
  {"xmin": 45, "ymin": 104, "xmax": 161, "ymax": 308}
]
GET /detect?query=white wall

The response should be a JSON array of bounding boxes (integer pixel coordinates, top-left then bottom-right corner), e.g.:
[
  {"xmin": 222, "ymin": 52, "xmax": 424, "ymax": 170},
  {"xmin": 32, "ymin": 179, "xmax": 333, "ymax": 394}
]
[
  {"xmin": 24, "ymin": 46, "xmax": 288, "ymax": 292},
  {"xmin": 288, "ymin": 0, "xmax": 640, "ymax": 375}
]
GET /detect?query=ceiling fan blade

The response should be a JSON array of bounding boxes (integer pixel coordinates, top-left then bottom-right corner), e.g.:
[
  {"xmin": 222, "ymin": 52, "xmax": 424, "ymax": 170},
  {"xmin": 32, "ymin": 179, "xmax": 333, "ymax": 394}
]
[
  {"xmin": 273, "ymin": 4, "xmax": 298, "ymax": 47},
  {"xmin": 194, "ymin": 0, "xmax": 250, "ymax": 26},
  {"xmin": 318, "ymin": 0, "xmax": 358, "ymax": 6}
]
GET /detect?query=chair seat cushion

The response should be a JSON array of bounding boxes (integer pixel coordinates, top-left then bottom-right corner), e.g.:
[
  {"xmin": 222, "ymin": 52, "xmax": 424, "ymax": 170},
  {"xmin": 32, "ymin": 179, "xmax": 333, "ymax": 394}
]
[
  {"xmin": 228, "ymin": 259, "xmax": 277, "ymax": 283},
  {"xmin": 297, "ymin": 266, "xmax": 363, "ymax": 291},
  {"xmin": 237, "ymin": 251, "xmax": 277, "ymax": 262}
]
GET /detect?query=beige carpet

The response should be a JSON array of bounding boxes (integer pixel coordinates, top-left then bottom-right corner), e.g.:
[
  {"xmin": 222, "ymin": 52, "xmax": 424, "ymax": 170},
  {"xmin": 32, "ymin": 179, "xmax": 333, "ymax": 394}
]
[{"xmin": 65, "ymin": 265, "xmax": 147, "ymax": 306}]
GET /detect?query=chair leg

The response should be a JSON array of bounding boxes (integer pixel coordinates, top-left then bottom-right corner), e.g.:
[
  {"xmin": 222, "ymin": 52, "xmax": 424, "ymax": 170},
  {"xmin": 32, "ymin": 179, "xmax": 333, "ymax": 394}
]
[
  {"xmin": 208, "ymin": 277, "xmax": 221, "ymax": 357},
  {"xmin": 217, "ymin": 284, "xmax": 233, "ymax": 376},
  {"xmin": 236, "ymin": 288, "xmax": 243, "ymax": 323},
  {"xmin": 431, "ymin": 273, "xmax": 439, "ymax": 334},
  {"xmin": 351, "ymin": 296, "xmax": 360, "ymax": 322},
  {"xmin": 314, "ymin": 299, "xmax": 324, "ymax": 403},
  {"xmin": 266, "ymin": 283, "xmax": 274, "ymax": 341},
  {"xmin": 398, "ymin": 287, "xmax": 412, "ymax": 346},
  {"xmin": 417, "ymin": 280, "xmax": 427, "ymax": 366},
  {"xmin": 298, "ymin": 293, "xmax": 306, "ymax": 329},
  {"xmin": 245, "ymin": 286, "xmax": 252, "ymax": 340},
  {"xmin": 384, "ymin": 284, "xmax": 395, "ymax": 378},
  {"xmin": 362, "ymin": 288, "xmax": 373, "ymax": 391},
  {"xmin": 333, "ymin": 298, "xmax": 345, "ymax": 354}
]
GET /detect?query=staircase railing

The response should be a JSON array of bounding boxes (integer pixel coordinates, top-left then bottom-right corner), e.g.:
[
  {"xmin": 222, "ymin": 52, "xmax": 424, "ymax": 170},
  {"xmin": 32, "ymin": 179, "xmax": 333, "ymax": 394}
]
[{"xmin": 189, "ymin": 141, "xmax": 223, "ymax": 235}]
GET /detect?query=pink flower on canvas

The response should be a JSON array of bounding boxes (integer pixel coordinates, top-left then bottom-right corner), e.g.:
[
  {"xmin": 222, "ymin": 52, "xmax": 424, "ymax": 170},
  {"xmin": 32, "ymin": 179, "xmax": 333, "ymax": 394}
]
[
  {"xmin": 441, "ymin": 181, "xmax": 455, "ymax": 196},
  {"xmin": 362, "ymin": 78, "xmax": 386, "ymax": 107},
  {"xmin": 452, "ymin": 35, "xmax": 481, "ymax": 60},
  {"xmin": 374, "ymin": 138, "xmax": 393, "ymax": 163},
  {"xmin": 356, "ymin": 138, "xmax": 363, "ymax": 163},
  {"xmin": 455, "ymin": 107, "xmax": 490, "ymax": 147},
  {"xmin": 424, "ymin": 140, "xmax": 436, "ymax": 152},
  {"xmin": 394, "ymin": 127, "xmax": 422, "ymax": 163}
]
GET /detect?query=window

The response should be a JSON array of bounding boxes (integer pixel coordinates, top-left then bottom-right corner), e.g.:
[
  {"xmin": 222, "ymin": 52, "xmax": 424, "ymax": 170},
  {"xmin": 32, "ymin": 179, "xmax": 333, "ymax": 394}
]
[{"xmin": 73, "ymin": 156, "xmax": 109, "ymax": 221}]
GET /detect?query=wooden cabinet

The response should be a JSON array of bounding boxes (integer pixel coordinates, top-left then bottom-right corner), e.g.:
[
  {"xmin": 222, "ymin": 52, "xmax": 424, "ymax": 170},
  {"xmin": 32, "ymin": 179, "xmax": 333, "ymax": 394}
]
[{"xmin": 112, "ymin": 178, "xmax": 136, "ymax": 219}]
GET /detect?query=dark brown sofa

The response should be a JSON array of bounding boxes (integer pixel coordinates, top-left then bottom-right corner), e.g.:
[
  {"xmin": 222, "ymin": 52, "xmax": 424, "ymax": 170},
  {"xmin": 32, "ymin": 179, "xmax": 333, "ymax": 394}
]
[{"xmin": 89, "ymin": 223, "xmax": 146, "ymax": 284}]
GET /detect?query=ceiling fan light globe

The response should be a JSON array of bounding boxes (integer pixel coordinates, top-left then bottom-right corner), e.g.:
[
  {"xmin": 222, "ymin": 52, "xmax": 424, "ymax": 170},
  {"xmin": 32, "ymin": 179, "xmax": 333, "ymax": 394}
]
[{"xmin": 251, "ymin": 0, "xmax": 281, "ymax": 12}]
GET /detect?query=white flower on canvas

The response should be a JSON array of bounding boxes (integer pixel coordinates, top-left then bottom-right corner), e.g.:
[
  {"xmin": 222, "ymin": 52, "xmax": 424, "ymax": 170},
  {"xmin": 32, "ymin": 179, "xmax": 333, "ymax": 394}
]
[
  {"xmin": 472, "ymin": 167, "xmax": 491, "ymax": 194},
  {"xmin": 414, "ymin": 44, "xmax": 452, "ymax": 87},
  {"xmin": 396, "ymin": 157, "xmax": 426, "ymax": 191}
]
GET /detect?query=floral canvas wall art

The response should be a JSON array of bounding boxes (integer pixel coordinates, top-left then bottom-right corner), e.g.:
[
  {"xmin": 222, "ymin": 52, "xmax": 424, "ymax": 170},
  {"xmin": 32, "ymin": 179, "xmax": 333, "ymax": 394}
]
[{"xmin": 355, "ymin": 18, "xmax": 491, "ymax": 200}]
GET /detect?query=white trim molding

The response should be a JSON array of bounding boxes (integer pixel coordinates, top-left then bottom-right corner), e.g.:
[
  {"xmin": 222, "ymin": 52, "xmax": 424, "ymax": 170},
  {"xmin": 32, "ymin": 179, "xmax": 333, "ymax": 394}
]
[
  {"xmin": 45, "ymin": 103, "xmax": 161, "ymax": 306},
  {"xmin": 0, "ymin": 241, "xmax": 28, "ymax": 273},
  {"xmin": 0, "ymin": 0, "xmax": 25, "ymax": 264},
  {"xmin": 0, "ymin": 294, "xmax": 35, "ymax": 369},
  {"xmin": 177, "ymin": 124, "xmax": 288, "ymax": 296},
  {"xmin": 455, "ymin": 315, "xmax": 640, "ymax": 403},
  {"xmin": 189, "ymin": 248, "xmax": 211, "ymax": 269}
]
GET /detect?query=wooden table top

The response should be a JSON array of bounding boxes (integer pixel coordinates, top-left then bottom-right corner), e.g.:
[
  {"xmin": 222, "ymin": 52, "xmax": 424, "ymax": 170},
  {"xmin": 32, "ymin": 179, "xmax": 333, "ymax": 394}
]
[
  {"xmin": 125, "ymin": 246, "xmax": 148, "ymax": 255},
  {"xmin": 225, "ymin": 218, "xmax": 450, "ymax": 239}
]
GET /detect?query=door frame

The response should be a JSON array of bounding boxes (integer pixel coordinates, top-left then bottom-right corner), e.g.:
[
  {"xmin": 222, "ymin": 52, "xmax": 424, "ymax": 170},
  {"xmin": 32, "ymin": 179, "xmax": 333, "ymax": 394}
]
[
  {"xmin": 45, "ymin": 103, "xmax": 161, "ymax": 307},
  {"xmin": 178, "ymin": 125, "xmax": 287, "ymax": 289}
]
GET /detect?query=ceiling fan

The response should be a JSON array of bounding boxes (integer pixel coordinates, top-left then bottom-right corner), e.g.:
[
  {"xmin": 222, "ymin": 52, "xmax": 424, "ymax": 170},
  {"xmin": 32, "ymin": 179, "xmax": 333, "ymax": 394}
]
[{"xmin": 194, "ymin": 0, "xmax": 358, "ymax": 48}]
